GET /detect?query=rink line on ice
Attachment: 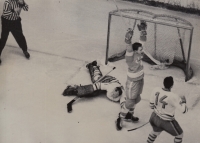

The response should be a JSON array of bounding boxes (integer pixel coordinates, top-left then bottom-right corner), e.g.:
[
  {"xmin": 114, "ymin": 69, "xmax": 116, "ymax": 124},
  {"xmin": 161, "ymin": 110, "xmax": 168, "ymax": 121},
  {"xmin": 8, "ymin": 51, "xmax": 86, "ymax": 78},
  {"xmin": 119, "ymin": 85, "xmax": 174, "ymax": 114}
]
[{"xmin": 6, "ymin": 44, "xmax": 86, "ymax": 62}]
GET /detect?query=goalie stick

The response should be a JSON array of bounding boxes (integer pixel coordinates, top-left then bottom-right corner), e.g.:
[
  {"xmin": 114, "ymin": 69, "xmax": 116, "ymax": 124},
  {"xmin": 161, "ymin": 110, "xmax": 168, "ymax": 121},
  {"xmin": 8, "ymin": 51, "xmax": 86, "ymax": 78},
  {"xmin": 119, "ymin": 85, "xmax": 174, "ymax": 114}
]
[
  {"xmin": 67, "ymin": 66, "xmax": 116, "ymax": 113},
  {"xmin": 127, "ymin": 121, "xmax": 149, "ymax": 132}
]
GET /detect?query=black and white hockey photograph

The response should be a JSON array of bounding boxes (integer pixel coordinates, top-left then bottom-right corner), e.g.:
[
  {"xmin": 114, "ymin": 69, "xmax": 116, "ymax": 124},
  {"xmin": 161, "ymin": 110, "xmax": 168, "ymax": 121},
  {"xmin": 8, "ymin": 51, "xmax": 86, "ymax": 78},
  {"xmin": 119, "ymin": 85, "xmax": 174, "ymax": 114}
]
[{"xmin": 0, "ymin": 0, "xmax": 200, "ymax": 143}]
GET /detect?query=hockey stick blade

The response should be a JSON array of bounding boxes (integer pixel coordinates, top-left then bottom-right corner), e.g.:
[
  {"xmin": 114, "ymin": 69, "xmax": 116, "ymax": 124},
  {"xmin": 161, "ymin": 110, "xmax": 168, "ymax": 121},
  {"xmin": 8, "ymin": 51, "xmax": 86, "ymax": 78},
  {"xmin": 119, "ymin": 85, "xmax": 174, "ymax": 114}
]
[
  {"xmin": 67, "ymin": 103, "xmax": 73, "ymax": 113},
  {"xmin": 67, "ymin": 97, "xmax": 79, "ymax": 113},
  {"xmin": 127, "ymin": 122, "xmax": 149, "ymax": 132}
]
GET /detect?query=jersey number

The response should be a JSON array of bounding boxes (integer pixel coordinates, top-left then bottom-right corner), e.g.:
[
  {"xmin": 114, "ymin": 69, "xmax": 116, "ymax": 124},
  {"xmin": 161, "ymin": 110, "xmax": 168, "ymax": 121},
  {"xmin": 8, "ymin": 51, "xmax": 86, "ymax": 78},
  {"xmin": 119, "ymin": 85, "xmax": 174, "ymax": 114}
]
[{"xmin": 155, "ymin": 92, "xmax": 168, "ymax": 109}]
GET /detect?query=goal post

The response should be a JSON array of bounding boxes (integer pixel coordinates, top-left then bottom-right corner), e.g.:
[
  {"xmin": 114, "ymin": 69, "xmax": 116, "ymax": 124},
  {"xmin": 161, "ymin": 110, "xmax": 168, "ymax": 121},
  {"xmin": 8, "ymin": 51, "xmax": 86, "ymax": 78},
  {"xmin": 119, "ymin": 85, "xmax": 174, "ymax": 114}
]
[{"xmin": 105, "ymin": 9, "xmax": 194, "ymax": 81}]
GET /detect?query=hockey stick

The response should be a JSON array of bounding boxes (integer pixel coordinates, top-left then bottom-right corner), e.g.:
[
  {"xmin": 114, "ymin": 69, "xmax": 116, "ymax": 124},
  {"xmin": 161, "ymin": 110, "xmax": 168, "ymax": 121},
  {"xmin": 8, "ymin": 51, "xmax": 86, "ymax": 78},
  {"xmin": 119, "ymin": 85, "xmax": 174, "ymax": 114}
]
[
  {"xmin": 67, "ymin": 67, "xmax": 116, "ymax": 113},
  {"xmin": 67, "ymin": 96, "xmax": 79, "ymax": 113},
  {"xmin": 127, "ymin": 121, "xmax": 149, "ymax": 132}
]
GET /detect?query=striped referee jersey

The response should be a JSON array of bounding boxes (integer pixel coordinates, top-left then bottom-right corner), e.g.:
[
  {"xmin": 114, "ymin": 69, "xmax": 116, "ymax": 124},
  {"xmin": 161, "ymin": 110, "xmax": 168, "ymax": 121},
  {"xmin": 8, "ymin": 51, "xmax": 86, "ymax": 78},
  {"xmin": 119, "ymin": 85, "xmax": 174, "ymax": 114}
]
[{"xmin": 2, "ymin": 0, "xmax": 28, "ymax": 20}]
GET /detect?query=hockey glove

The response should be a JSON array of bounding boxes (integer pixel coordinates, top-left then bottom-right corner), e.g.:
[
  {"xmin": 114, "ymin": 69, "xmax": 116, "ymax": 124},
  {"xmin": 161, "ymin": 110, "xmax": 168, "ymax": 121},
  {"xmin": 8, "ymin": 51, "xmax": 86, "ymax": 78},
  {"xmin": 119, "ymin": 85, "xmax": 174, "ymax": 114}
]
[
  {"xmin": 125, "ymin": 28, "xmax": 133, "ymax": 44},
  {"xmin": 137, "ymin": 20, "xmax": 147, "ymax": 31}
]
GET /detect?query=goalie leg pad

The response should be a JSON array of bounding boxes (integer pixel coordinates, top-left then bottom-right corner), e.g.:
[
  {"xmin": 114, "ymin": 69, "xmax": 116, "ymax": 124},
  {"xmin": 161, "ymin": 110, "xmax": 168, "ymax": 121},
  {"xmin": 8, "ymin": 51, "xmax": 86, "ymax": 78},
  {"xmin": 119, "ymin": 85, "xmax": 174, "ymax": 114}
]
[
  {"xmin": 137, "ymin": 20, "xmax": 147, "ymax": 31},
  {"xmin": 86, "ymin": 61, "xmax": 103, "ymax": 83},
  {"xmin": 77, "ymin": 84, "xmax": 94, "ymax": 97}
]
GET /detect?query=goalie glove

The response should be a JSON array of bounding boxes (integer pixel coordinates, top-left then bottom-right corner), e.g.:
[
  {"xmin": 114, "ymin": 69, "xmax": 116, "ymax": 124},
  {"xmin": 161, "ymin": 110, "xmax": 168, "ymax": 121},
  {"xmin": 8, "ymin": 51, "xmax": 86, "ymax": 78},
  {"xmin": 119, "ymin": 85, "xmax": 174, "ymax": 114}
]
[
  {"xmin": 125, "ymin": 28, "xmax": 133, "ymax": 44},
  {"xmin": 137, "ymin": 20, "xmax": 147, "ymax": 31}
]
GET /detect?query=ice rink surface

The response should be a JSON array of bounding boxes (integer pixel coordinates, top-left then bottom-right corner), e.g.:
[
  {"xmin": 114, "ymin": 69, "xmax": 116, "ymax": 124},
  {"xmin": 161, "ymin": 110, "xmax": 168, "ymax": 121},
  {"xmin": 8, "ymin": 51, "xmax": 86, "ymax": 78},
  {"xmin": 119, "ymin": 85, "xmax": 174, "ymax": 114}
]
[{"xmin": 0, "ymin": 0, "xmax": 200, "ymax": 143}]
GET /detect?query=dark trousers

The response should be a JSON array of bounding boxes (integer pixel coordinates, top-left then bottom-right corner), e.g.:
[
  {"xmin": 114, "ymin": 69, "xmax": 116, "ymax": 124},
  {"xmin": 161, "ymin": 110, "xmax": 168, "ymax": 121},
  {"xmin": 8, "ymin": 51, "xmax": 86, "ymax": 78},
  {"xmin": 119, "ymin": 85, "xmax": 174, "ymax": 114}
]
[{"xmin": 0, "ymin": 16, "xmax": 28, "ymax": 56}]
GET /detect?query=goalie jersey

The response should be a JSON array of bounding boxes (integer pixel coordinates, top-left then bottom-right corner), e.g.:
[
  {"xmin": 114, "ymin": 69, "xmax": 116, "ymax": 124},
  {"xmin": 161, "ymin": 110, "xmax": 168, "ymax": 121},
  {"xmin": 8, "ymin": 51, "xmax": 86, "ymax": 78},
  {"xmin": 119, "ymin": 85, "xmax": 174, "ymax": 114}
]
[
  {"xmin": 93, "ymin": 75, "xmax": 122, "ymax": 102},
  {"xmin": 149, "ymin": 87, "xmax": 188, "ymax": 121}
]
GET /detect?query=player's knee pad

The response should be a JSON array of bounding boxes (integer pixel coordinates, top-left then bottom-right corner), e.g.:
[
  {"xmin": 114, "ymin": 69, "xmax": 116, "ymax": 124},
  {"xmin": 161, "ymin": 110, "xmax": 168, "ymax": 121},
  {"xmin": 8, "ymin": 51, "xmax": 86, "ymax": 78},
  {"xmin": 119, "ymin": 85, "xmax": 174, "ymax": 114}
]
[{"xmin": 174, "ymin": 133, "xmax": 183, "ymax": 143}]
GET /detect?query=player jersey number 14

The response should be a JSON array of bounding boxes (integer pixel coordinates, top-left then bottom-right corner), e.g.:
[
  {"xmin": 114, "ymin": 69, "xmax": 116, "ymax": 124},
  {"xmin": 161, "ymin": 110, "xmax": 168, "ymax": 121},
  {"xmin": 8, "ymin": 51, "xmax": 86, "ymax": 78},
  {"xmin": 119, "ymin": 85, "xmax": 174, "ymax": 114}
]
[{"xmin": 155, "ymin": 92, "xmax": 168, "ymax": 109}]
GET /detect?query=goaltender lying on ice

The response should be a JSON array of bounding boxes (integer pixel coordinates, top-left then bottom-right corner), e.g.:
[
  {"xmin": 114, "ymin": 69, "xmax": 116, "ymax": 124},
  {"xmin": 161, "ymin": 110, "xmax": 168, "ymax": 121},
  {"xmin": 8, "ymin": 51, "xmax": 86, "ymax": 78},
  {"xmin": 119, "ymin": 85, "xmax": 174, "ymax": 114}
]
[
  {"xmin": 62, "ymin": 61, "xmax": 140, "ymax": 122},
  {"xmin": 63, "ymin": 61, "xmax": 123, "ymax": 111}
]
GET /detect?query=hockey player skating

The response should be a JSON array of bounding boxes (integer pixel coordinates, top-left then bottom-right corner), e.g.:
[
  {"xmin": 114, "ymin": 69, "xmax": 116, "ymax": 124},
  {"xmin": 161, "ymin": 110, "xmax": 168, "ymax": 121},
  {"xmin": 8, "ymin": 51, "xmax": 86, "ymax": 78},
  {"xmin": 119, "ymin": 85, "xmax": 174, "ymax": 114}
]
[
  {"xmin": 115, "ymin": 21, "xmax": 147, "ymax": 130},
  {"xmin": 147, "ymin": 76, "xmax": 188, "ymax": 143},
  {"xmin": 62, "ymin": 61, "xmax": 123, "ymax": 111}
]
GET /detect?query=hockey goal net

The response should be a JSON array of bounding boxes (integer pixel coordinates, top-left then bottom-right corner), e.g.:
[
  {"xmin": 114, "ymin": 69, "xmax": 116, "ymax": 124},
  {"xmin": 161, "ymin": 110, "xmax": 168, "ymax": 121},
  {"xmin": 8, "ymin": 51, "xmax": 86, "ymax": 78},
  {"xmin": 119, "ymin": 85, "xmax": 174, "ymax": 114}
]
[{"xmin": 105, "ymin": 9, "xmax": 194, "ymax": 81}]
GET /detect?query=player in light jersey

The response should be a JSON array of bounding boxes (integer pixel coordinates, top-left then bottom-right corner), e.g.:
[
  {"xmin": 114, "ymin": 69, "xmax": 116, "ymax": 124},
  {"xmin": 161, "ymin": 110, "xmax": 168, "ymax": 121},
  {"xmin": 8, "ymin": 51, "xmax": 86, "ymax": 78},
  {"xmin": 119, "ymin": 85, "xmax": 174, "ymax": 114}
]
[
  {"xmin": 147, "ymin": 76, "xmax": 188, "ymax": 143},
  {"xmin": 63, "ymin": 60, "xmax": 123, "ymax": 102}
]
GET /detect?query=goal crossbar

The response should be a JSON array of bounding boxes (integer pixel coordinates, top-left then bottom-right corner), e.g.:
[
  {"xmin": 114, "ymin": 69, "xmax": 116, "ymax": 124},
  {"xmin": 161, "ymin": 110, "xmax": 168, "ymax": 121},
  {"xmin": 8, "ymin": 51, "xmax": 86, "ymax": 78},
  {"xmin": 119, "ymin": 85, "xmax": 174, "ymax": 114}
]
[{"xmin": 110, "ymin": 10, "xmax": 193, "ymax": 30}]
